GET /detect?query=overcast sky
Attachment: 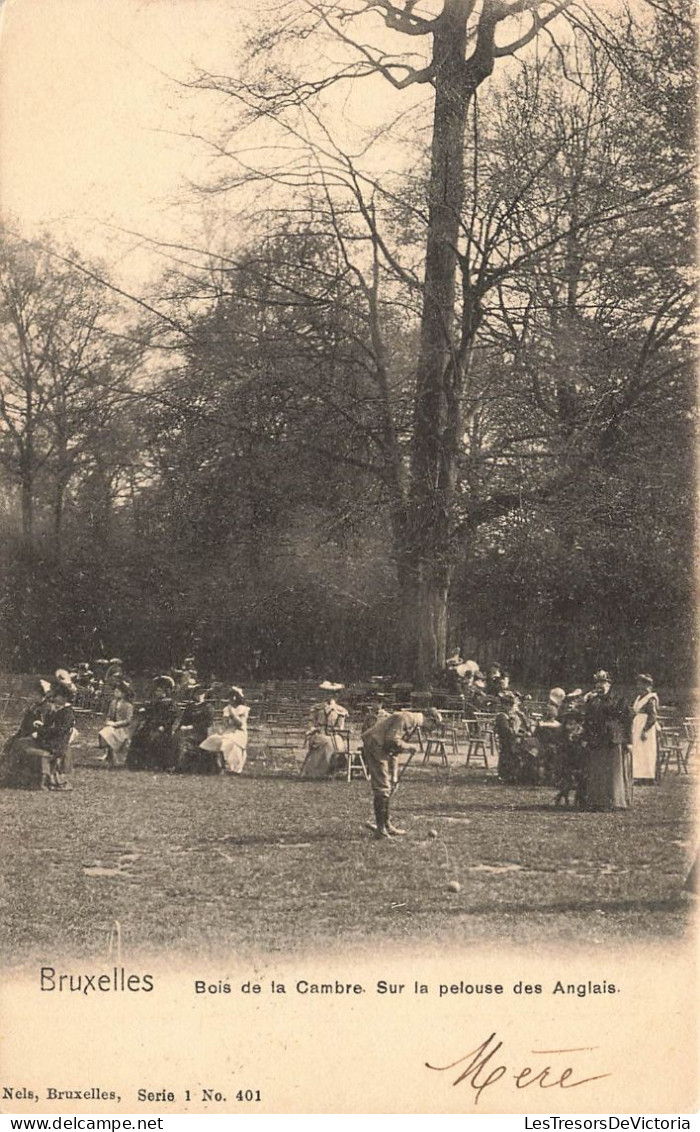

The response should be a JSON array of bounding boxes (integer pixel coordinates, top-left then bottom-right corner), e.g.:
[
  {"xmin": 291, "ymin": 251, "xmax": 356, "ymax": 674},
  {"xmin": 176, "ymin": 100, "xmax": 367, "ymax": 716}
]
[
  {"xmin": 0, "ymin": 0, "xmax": 626, "ymax": 293},
  {"xmin": 0, "ymin": 0, "xmax": 271, "ymax": 286}
]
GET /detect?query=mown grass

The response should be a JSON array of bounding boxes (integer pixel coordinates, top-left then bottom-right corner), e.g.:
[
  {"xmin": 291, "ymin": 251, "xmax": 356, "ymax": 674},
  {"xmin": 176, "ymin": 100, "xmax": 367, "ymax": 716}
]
[{"xmin": 0, "ymin": 727, "xmax": 694, "ymax": 966}]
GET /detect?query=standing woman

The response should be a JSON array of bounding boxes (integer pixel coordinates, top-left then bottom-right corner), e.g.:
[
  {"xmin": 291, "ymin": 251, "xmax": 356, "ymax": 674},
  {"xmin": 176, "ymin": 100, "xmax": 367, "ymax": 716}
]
[
  {"xmin": 630, "ymin": 673, "xmax": 660, "ymax": 784},
  {"xmin": 581, "ymin": 670, "xmax": 633, "ymax": 811},
  {"xmin": 98, "ymin": 680, "xmax": 135, "ymax": 767}
]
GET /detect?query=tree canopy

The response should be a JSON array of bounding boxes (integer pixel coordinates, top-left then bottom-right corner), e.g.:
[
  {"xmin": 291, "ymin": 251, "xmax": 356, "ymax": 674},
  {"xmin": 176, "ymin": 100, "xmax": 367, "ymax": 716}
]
[{"xmin": 0, "ymin": 0, "xmax": 694, "ymax": 687}]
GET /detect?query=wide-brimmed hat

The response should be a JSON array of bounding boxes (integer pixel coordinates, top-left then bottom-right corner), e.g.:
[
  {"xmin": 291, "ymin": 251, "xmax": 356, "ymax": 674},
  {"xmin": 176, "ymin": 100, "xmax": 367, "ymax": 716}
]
[
  {"xmin": 636, "ymin": 673, "xmax": 654, "ymax": 685},
  {"xmin": 153, "ymin": 674, "xmax": 175, "ymax": 691},
  {"xmin": 319, "ymin": 680, "xmax": 344, "ymax": 692},
  {"xmin": 108, "ymin": 657, "xmax": 123, "ymax": 666},
  {"xmin": 54, "ymin": 669, "xmax": 77, "ymax": 694},
  {"xmin": 548, "ymin": 687, "xmax": 566, "ymax": 706}
]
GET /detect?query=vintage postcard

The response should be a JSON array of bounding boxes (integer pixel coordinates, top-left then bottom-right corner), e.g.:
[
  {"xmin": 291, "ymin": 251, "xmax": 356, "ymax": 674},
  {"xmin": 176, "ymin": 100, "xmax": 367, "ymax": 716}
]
[{"xmin": 0, "ymin": 0, "xmax": 696, "ymax": 1117}]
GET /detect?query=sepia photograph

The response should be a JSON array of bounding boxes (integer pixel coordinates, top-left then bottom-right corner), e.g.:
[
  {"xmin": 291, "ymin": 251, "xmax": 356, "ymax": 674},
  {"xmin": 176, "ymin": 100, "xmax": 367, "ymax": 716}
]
[{"xmin": 0, "ymin": 0, "xmax": 696, "ymax": 1116}]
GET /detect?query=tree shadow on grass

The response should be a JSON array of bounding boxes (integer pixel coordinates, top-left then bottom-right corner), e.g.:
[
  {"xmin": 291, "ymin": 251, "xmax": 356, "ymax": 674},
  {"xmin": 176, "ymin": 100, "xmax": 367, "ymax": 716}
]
[
  {"xmin": 212, "ymin": 830, "xmax": 361, "ymax": 848},
  {"xmin": 410, "ymin": 800, "xmax": 585, "ymax": 816},
  {"xmin": 401, "ymin": 895, "xmax": 690, "ymax": 919}
]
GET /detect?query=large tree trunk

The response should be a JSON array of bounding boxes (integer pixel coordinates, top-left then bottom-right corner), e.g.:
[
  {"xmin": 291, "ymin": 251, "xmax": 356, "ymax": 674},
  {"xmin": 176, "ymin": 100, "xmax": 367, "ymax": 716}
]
[
  {"xmin": 407, "ymin": 1, "xmax": 500, "ymax": 686},
  {"xmin": 408, "ymin": 1, "xmax": 472, "ymax": 685}
]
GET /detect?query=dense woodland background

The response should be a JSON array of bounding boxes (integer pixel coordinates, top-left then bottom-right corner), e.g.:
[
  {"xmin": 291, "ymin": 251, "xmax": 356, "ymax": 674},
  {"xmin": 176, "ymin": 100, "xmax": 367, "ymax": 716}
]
[{"xmin": 0, "ymin": 0, "xmax": 694, "ymax": 687}]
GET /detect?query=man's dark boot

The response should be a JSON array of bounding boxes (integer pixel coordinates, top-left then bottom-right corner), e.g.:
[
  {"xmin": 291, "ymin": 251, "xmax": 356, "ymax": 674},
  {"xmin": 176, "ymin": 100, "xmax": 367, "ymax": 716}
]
[
  {"xmin": 373, "ymin": 794, "xmax": 390, "ymax": 839},
  {"xmin": 385, "ymin": 798, "xmax": 406, "ymax": 836}
]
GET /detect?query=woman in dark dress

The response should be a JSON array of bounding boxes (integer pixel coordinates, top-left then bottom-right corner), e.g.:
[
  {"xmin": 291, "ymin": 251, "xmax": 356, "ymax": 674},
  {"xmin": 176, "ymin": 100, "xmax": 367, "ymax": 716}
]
[
  {"xmin": 581, "ymin": 670, "xmax": 633, "ymax": 811},
  {"xmin": 494, "ymin": 692, "xmax": 535, "ymax": 784},
  {"xmin": 173, "ymin": 686, "xmax": 218, "ymax": 773},
  {"xmin": 0, "ymin": 679, "xmax": 54, "ymax": 789},
  {"xmin": 127, "ymin": 676, "xmax": 180, "ymax": 771}
]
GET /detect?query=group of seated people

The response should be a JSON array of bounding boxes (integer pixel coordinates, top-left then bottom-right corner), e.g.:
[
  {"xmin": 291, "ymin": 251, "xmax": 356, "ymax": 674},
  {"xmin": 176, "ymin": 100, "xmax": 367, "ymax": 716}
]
[
  {"xmin": 0, "ymin": 663, "xmax": 252, "ymax": 789},
  {"xmin": 70, "ymin": 655, "xmax": 203, "ymax": 710},
  {"xmin": 67, "ymin": 657, "xmax": 129, "ymax": 708},
  {"xmin": 441, "ymin": 656, "xmax": 526, "ymax": 716},
  {"xmin": 100, "ymin": 675, "xmax": 250, "ymax": 775},
  {"xmin": 1, "ymin": 652, "xmax": 663, "ymax": 815}
]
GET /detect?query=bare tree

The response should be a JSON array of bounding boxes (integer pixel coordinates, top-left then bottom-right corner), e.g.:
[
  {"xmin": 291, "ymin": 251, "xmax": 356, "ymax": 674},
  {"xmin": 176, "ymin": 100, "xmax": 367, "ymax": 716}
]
[
  {"xmin": 0, "ymin": 228, "xmax": 148, "ymax": 553},
  {"xmin": 176, "ymin": 0, "xmax": 694, "ymax": 681}
]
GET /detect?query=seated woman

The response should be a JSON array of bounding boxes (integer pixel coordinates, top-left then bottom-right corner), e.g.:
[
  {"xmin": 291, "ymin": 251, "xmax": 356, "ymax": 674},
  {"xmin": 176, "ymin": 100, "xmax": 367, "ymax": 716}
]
[
  {"xmin": 462, "ymin": 673, "xmax": 491, "ymax": 719},
  {"xmin": 199, "ymin": 686, "xmax": 249, "ymax": 774},
  {"xmin": 301, "ymin": 682, "xmax": 349, "ymax": 777},
  {"xmin": 0, "ymin": 679, "xmax": 54, "ymax": 789},
  {"xmin": 98, "ymin": 680, "xmax": 135, "ymax": 767},
  {"xmin": 174, "ymin": 686, "xmax": 219, "ymax": 774},
  {"xmin": 126, "ymin": 676, "xmax": 180, "ymax": 771},
  {"xmin": 493, "ymin": 692, "xmax": 536, "ymax": 784}
]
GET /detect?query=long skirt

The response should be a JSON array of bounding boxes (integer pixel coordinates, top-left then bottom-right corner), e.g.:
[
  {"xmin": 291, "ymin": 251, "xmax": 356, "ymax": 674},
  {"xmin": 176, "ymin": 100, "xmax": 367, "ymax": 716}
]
[
  {"xmin": 174, "ymin": 733, "xmax": 221, "ymax": 775},
  {"xmin": 199, "ymin": 732, "xmax": 247, "ymax": 774},
  {"xmin": 630, "ymin": 715, "xmax": 658, "ymax": 781},
  {"xmin": 127, "ymin": 729, "xmax": 177, "ymax": 771},
  {"xmin": 584, "ymin": 743, "xmax": 633, "ymax": 811},
  {"xmin": 0, "ymin": 737, "xmax": 57, "ymax": 789},
  {"xmin": 300, "ymin": 734, "xmax": 335, "ymax": 778},
  {"xmin": 98, "ymin": 724, "xmax": 131, "ymax": 766}
]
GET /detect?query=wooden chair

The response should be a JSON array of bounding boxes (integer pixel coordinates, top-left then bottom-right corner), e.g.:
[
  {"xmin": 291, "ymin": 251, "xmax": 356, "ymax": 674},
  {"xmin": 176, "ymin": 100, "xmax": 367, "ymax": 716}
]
[
  {"xmin": 346, "ymin": 745, "xmax": 369, "ymax": 782},
  {"xmin": 657, "ymin": 727, "xmax": 689, "ymax": 776},
  {"xmin": 473, "ymin": 711, "xmax": 498, "ymax": 760},
  {"xmin": 422, "ymin": 724, "xmax": 456, "ymax": 769},
  {"xmin": 463, "ymin": 718, "xmax": 490, "ymax": 769},
  {"xmin": 682, "ymin": 719, "xmax": 698, "ymax": 764}
]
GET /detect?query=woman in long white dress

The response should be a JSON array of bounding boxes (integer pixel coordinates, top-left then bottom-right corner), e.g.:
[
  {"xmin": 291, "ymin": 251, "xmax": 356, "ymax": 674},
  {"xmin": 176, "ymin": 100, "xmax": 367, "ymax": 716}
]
[
  {"xmin": 200, "ymin": 686, "xmax": 249, "ymax": 774},
  {"xmin": 630, "ymin": 673, "xmax": 660, "ymax": 783}
]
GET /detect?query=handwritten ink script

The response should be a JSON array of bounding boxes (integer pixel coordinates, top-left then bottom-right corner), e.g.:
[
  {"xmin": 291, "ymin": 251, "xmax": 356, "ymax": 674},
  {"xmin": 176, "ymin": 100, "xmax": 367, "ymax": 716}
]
[{"xmin": 426, "ymin": 1032, "xmax": 611, "ymax": 1106}]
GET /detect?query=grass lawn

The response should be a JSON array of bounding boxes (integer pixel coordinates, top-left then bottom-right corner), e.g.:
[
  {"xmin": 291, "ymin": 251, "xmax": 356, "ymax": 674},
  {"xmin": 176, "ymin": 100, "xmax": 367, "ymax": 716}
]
[{"xmin": 0, "ymin": 725, "xmax": 695, "ymax": 966}]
